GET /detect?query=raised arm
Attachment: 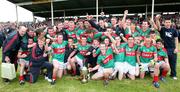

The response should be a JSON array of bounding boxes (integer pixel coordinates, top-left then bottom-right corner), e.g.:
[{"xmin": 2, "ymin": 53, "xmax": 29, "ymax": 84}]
[{"xmin": 155, "ymin": 15, "xmax": 161, "ymax": 31}]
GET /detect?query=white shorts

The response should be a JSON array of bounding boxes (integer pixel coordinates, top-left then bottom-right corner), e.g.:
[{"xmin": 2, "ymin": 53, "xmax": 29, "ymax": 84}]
[
  {"xmin": 53, "ymin": 59, "xmax": 66, "ymax": 70},
  {"xmin": 157, "ymin": 61, "xmax": 165, "ymax": 66},
  {"xmin": 157, "ymin": 61, "xmax": 166, "ymax": 69},
  {"xmin": 114, "ymin": 62, "xmax": 125, "ymax": 74},
  {"xmin": 96, "ymin": 67, "xmax": 113, "ymax": 74},
  {"xmin": 141, "ymin": 63, "xmax": 154, "ymax": 72},
  {"xmin": 75, "ymin": 55, "xmax": 83, "ymax": 68},
  {"xmin": 18, "ymin": 59, "xmax": 29, "ymax": 67},
  {"xmin": 124, "ymin": 62, "xmax": 136, "ymax": 75}
]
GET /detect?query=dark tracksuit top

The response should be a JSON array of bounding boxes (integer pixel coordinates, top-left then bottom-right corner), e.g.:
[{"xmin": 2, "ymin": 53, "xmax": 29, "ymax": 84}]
[
  {"xmin": 30, "ymin": 44, "xmax": 48, "ymax": 67},
  {"xmin": 29, "ymin": 44, "xmax": 53, "ymax": 83},
  {"xmin": 2, "ymin": 31, "xmax": 22, "ymax": 64},
  {"xmin": 88, "ymin": 20, "xmax": 106, "ymax": 32},
  {"xmin": 0, "ymin": 31, "xmax": 5, "ymax": 48}
]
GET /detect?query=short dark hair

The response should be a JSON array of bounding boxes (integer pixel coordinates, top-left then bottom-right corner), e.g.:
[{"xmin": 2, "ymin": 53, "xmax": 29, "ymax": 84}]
[{"xmin": 156, "ymin": 39, "xmax": 164, "ymax": 44}]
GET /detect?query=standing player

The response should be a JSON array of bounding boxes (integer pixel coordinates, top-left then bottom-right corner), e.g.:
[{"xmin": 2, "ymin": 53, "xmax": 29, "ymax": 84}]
[{"xmin": 156, "ymin": 16, "xmax": 179, "ymax": 80}]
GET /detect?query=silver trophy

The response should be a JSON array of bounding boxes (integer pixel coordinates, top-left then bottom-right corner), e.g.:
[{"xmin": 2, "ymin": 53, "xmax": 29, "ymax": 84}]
[
  {"xmin": 80, "ymin": 58, "xmax": 90, "ymax": 84},
  {"xmin": 81, "ymin": 66, "xmax": 88, "ymax": 84}
]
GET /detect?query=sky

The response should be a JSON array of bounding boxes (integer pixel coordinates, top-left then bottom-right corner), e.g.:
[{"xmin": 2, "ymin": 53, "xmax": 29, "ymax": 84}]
[{"xmin": 0, "ymin": 0, "xmax": 33, "ymax": 22}]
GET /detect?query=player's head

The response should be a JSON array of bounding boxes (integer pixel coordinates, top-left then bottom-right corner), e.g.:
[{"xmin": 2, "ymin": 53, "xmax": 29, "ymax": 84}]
[
  {"xmin": 115, "ymin": 36, "xmax": 121, "ymax": 45},
  {"xmin": 156, "ymin": 39, "xmax": 164, "ymax": 49},
  {"xmin": 68, "ymin": 21, "xmax": 75, "ymax": 31},
  {"xmin": 68, "ymin": 37, "xmax": 74, "ymax": 45},
  {"xmin": 38, "ymin": 37, "xmax": 45, "ymax": 47},
  {"xmin": 57, "ymin": 34, "xmax": 63, "ymax": 43},
  {"xmin": 142, "ymin": 21, "xmax": 149, "ymax": 31},
  {"xmin": 18, "ymin": 26, "xmax": 27, "ymax": 36},
  {"xmin": 100, "ymin": 43, "xmax": 106, "ymax": 54},
  {"xmin": 150, "ymin": 31, "xmax": 156, "ymax": 40},
  {"xmin": 93, "ymin": 38, "xmax": 100, "ymax": 47},
  {"xmin": 57, "ymin": 22, "xmax": 64, "ymax": 30},
  {"xmin": 130, "ymin": 23, "xmax": 136, "ymax": 31},
  {"xmin": 104, "ymin": 38, "xmax": 110, "ymax": 47},
  {"xmin": 128, "ymin": 36, "xmax": 134, "ymax": 43},
  {"xmin": 144, "ymin": 36, "xmax": 152, "ymax": 45},
  {"xmin": 111, "ymin": 17, "xmax": 117, "ymax": 25},
  {"xmin": 164, "ymin": 17, "xmax": 172, "ymax": 29},
  {"xmin": 134, "ymin": 36, "xmax": 141, "ymax": 44},
  {"xmin": 28, "ymin": 38, "xmax": 34, "ymax": 45},
  {"xmin": 99, "ymin": 19, "xmax": 105, "ymax": 27},
  {"xmin": 80, "ymin": 36, "xmax": 87, "ymax": 45},
  {"xmin": 27, "ymin": 27, "xmax": 35, "ymax": 37},
  {"xmin": 48, "ymin": 26, "xmax": 55, "ymax": 36},
  {"xmin": 126, "ymin": 19, "xmax": 131, "ymax": 26}
]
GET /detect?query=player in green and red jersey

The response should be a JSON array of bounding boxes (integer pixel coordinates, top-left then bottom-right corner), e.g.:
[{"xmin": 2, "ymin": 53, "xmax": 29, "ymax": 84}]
[
  {"xmin": 110, "ymin": 36, "xmax": 126, "ymax": 80},
  {"xmin": 88, "ymin": 32, "xmax": 116, "ymax": 86},
  {"xmin": 136, "ymin": 21, "xmax": 151, "ymax": 39},
  {"xmin": 124, "ymin": 37, "xmax": 139, "ymax": 80},
  {"xmin": 137, "ymin": 36, "xmax": 160, "ymax": 88},
  {"xmin": 51, "ymin": 34, "xmax": 68, "ymax": 84},
  {"xmin": 64, "ymin": 21, "xmax": 78, "ymax": 43},
  {"xmin": 88, "ymin": 43, "xmax": 115, "ymax": 86},
  {"xmin": 68, "ymin": 36, "xmax": 91, "ymax": 76},
  {"xmin": 156, "ymin": 39, "xmax": 170, "ymax": 82},
  {"xmin": 17, "ymin": 38, "xmax": 35, "ymax": 85}
]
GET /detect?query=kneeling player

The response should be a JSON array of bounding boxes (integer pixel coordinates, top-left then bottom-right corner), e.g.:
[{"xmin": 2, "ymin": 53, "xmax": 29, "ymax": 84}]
[
  {"xmin": 137, "ymin": 36, "xmax": 160, "ymax": 88},
  {"xmin": 156, "ymin": 39, "xmax": 170, "ymax": 82},
  {"xmin": 29, "ymin": 37, "xmax": 53, "ymax": 84},
  {"xmin": 88, "ymin": 43, "xmax": 115, "ymax": 86},
  {"xmin": 124, "ymin": 37, "xmax": 139, "ymax": 80}
]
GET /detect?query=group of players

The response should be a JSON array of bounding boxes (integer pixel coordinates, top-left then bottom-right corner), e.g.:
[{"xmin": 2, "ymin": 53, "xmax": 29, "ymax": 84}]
[{"xmin": 0, "ymin": 10, "xmax": 179, "ymax": 88}]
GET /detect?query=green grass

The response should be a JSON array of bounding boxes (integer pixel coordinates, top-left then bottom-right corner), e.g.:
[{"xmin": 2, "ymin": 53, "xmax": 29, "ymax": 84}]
[{"xmin": 0, "ymin": 49, "xmax": 180, "ymax": 92}]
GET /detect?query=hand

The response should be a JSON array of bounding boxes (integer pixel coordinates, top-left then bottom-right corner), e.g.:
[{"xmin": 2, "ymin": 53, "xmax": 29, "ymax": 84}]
[
  {"xmin": 124, "ymin": 10, "xmax": 128, "ymax": 15},
  {"xmin": 5, "ymin": 56, "xmax": 10, "ymax": 63},
  {"xmin": 92, "ymin": 49, "xmax": 96, "ymax": 53},
  {"xmin": 67, "ymin": 57, "xmax": 71, "ymax": 62},
  {"xmin": 43, "ymin": 53, "xmax": 47, "ymax": 57},
  {"xmin": 87, "ymin": 15, "xmax": 93, "ymax": 20},
  {"xmin": 120, "ymin": 33, "xmax": 124, "ymax": 37},
  {"xmin": 46, "ymin": 39, "xmax": 51, "ymax": 44},
  {"xmin": 174, "ymin": 48, "xmax": 178, "ymax": 53},
  {"xmin": 32, "ymin": 43, "xmax": 36, "ymax": 46},
  {"xmin": 100, "ymin": 12, "xmax": 104, "ymax": 16},
  {"xmin": 88, "ymin": 68, "xmax": 93, "ymax": 72},
  {"xmin": 155, "ymin": 14, "xmax": 161, "ymax": 20},
  {"xmin": 86, "ymin": 52, "xmax": 91, "ymax": 56},
  {"xmin": 21, "ymin": 54, "xmax": 27, "ymax": 58},
  {"xmin": 52, "ymin": 38, "xmax": 57, "ymax": 42}
]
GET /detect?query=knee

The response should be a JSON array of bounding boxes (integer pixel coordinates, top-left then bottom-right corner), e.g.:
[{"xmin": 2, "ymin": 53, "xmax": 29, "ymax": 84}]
[{"xmin": 154, "ymin": 64, "xmax": 160, "ymax": 69}]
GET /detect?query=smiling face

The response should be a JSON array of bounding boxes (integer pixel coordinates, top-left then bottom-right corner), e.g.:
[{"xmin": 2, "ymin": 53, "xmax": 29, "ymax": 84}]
[
  {"xmin": 142, "ymin": 21, "xmax": 149, "ymax": 31},
  {"xmin": 164, "ymin": 20, "xmax": 171, "ymax": 29},
  {"xmin": 127, "ymin": 37, "xmax": 134, "ymax": 47},
  {"xmin": 111, "ymin": 17, "xmax": 117, "ymax": 26},
  {"xmin": 156, "ymin": 41, "xmax": 163, "ymax": 49},
  {"xmin": 100, "ymin": 44, "xmax": 106, "ymax": 55},
  {"xmin": 81, "ymin": 37, "xmax": 87, "ymax": 46},
  {"xmin": 68, "ymin": 21, "xmax": 75, "ymax": 31},
  {"xmin": 18, "ymin": 26, "xmax": 27, "ymax": 37},
  {"xmin": 57, "ymin": 35, "xmax": 63, "ymax": 44}
]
